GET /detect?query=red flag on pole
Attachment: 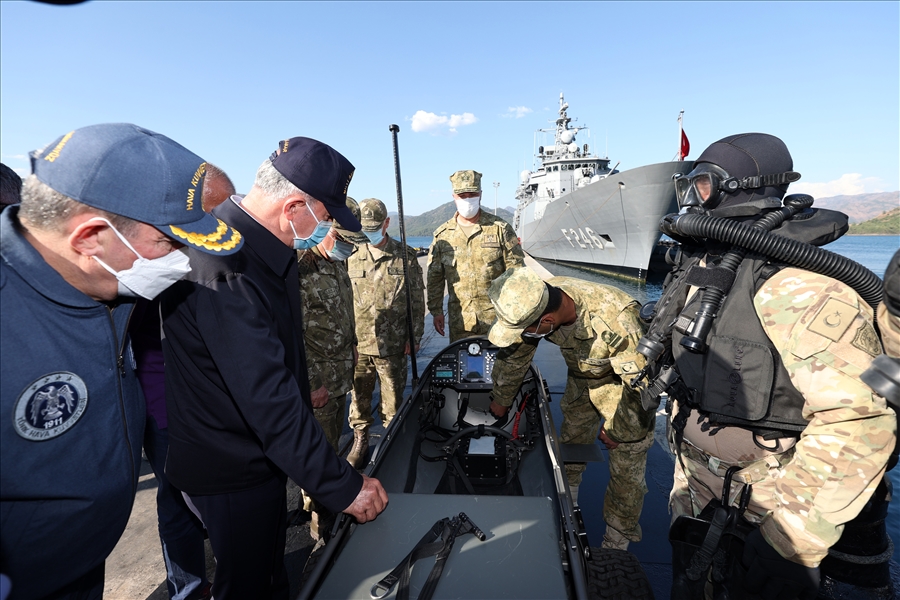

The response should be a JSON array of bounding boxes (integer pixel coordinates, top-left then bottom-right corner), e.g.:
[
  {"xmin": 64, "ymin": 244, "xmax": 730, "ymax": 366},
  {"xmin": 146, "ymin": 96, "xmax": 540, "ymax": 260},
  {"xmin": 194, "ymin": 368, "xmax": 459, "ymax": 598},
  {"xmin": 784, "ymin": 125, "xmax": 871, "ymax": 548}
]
[{"xmin": 680, "ymin": 129, "xmax": 690, "ymax": 160}]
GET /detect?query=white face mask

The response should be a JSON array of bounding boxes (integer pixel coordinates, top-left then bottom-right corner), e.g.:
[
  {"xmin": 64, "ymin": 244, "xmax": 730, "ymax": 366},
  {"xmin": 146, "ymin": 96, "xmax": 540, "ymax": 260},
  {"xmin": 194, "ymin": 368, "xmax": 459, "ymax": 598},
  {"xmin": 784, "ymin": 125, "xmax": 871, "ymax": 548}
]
[
  {"xmin": 89, "ymin": 218, "xmax": 192, "ymax": 300},
  {"xmin": 454, "ymin": 195, "xmax": 481, "ymax": 219}
]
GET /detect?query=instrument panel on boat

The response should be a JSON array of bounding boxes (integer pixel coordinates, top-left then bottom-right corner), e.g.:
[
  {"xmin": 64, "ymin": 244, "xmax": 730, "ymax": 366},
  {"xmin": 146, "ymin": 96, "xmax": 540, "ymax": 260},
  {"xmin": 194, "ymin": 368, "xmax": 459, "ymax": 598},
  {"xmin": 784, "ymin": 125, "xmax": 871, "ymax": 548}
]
[{"xmin": 431, "ymin": 340, "xmax": 496, "ymax": 390}]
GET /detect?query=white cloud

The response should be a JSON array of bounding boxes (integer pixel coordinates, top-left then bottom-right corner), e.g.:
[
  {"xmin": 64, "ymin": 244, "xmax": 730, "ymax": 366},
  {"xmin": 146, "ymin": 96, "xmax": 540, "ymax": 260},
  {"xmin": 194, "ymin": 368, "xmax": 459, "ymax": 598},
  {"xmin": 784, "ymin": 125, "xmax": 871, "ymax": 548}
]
[
  {"xmin": 502, "ymin": 106, "xmax": 533, "ymax": 119},
  {"xmin": 1, "ymin": 154, "xmax": 27, "ymax": 160},
  {"xmin": 790, "ymin": 173, "xmax": 885, "ymax": 197},
  {"xmin": 410, "ymin": 110, "xmax": 477, "ymax": 134}
]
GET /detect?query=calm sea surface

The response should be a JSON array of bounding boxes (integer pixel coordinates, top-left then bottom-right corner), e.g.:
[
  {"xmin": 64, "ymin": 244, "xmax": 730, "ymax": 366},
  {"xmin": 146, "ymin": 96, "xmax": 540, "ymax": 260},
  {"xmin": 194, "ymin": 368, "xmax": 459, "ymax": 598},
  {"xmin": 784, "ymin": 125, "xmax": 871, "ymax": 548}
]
[{"xmin": 411, "ymin": 233, "xmax": 900, "ymax": 560}]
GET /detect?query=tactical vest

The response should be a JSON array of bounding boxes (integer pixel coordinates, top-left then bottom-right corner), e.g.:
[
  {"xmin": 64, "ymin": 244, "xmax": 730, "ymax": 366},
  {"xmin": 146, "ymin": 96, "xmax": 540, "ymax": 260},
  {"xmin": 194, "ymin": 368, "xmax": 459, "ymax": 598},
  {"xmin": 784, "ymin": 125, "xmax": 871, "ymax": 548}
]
[
  {"xmin": 661, "ymin": 208, "xmax": 849, "ymax": 435},
  {"xmin": 670, "ymin": 253, "xmax": 807, "ymax": 433}
]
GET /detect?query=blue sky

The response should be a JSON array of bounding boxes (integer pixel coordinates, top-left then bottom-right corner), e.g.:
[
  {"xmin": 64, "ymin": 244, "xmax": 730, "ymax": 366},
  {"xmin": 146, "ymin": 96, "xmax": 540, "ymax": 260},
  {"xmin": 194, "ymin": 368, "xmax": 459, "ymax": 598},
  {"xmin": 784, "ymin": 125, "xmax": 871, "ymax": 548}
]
[{"xmin": 1, "ymin": 1, "xmax": 897, "ymax": 216}]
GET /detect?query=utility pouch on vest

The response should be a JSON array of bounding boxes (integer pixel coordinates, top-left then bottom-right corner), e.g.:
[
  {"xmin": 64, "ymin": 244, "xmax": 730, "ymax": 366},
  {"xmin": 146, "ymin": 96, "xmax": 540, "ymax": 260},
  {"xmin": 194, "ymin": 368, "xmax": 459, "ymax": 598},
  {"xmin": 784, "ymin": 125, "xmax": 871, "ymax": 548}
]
[
  {"xmin": 703, "ymin": 335, "xmax": 775, "ymax": 422},
  {"xmin": 669, "ymin": 466, "xmax": 755, "ymax": 599}
]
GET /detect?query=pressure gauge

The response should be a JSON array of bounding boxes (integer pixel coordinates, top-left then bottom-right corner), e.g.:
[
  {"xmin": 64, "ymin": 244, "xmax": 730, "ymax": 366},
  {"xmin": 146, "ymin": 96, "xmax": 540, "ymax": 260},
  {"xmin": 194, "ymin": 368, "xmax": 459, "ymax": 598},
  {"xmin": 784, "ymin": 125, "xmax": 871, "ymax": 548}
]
[{"xmin": 467, "ymin": 342, "xmax": 481, "ymax": 356}]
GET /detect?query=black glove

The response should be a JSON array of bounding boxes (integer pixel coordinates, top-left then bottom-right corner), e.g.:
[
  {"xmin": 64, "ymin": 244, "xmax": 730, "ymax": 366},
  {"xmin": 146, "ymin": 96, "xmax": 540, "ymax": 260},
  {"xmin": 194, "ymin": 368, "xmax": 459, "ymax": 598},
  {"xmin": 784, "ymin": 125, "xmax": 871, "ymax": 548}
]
[{"xmin": 741, "ymin": 528, "xmax": 820, "ymax": 600}]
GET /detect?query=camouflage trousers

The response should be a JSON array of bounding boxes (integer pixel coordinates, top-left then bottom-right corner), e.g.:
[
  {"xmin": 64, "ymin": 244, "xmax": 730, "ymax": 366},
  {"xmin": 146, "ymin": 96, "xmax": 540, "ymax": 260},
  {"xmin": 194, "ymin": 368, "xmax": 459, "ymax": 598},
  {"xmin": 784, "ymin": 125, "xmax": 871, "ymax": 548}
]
[
  {"xmin": 560, "ymin": 375, "xmax": 653, "ymax": 542},
  {"xmin": 302, "ymin": 393, "xmax": 347, "ymax": 512},
  {"xmin": 448, "ymin": 306, "xmax": 494, "ymax": 343},
  {"xmin": 350, "ymin": 353, "xmax": 407, "ymax": 431}
]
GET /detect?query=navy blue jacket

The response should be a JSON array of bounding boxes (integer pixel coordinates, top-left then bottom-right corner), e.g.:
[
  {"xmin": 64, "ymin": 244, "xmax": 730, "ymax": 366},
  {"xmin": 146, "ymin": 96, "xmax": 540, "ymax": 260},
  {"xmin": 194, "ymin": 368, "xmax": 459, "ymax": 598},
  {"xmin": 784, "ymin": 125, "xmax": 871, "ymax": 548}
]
[
  {"xmin": 160, "ymin": 197, "xmax": 362, "ymax": 512},
  {"xmin": 0, "ymin": 208, "xmax": 144, "ymax": 598}
]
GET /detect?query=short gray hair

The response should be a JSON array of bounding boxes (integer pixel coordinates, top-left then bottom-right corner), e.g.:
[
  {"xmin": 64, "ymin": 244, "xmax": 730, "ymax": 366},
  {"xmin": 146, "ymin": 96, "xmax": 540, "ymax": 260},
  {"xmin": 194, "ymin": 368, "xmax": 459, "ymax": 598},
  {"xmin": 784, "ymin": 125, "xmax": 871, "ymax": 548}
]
[
  {"xmin": 18, "ymin": 175, "xmax": 139, "ymax": 235},
  {"xmin": 253, "ymin": 159, "xmax": 316, "ymax": 205}
]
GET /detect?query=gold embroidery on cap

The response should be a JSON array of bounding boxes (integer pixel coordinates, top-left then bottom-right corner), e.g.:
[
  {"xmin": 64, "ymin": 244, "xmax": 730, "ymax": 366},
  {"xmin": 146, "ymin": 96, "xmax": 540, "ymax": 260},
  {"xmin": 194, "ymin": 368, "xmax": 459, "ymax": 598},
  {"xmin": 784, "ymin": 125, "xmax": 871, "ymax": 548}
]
[
  {"xmin": 186, "ymin": 163, "xmax": 207, "ymax": 211},
  {"xmin": 343, "ymin": 170, "xmax": 354, "ymax": 195},
  {"xmin": 44, "ymin": 131, "xmax": 75, "ymax": 163}
]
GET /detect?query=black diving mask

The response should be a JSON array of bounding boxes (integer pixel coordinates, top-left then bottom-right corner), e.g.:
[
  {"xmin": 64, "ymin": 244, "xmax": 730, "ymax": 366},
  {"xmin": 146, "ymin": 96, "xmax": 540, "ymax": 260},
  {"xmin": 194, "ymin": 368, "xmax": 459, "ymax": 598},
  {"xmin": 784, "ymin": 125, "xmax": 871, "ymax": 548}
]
[{"xmin": 675, "ymin": 163, "xmax": 802, "ymax": 211}]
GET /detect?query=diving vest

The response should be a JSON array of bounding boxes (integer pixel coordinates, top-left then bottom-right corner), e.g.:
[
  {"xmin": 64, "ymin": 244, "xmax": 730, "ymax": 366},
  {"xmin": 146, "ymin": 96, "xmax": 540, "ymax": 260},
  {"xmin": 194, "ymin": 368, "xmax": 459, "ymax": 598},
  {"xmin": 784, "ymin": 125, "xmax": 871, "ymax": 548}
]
[{"xmin": 660, "ymin": 208, "xmax": 850, "ymax": 435}]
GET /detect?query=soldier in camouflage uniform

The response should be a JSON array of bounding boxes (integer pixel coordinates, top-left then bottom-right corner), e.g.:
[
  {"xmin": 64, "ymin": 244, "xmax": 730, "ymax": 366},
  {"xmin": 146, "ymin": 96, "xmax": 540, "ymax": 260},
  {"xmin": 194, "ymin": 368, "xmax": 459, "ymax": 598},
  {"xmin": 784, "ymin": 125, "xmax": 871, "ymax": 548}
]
[
  {"xmin": 427, "ymin": 169, "xmax": 525, "ymax": 342},
  {"xmin": 297, "ymin": 197, "xmax": 368, "ymax": 536},
  {"xmin": 487, "ymin": 267, "xmax": 655, "ymax": 551},
  {"xmin": 346, "ymin": 198, "xmax": 425, "ymax": 468},
  {"xmin": 637, "ymin": 134, "xmax": 896, "ymax": 599}
]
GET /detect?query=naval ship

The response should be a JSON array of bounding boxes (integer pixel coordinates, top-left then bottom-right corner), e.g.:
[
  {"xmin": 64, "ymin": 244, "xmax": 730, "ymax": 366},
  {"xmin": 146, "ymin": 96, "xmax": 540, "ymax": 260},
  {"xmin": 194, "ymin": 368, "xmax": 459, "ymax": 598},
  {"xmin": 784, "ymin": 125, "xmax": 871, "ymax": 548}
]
[{"xmin": 513, "ymin": 94, "xmax": 693, "ymax": 280}]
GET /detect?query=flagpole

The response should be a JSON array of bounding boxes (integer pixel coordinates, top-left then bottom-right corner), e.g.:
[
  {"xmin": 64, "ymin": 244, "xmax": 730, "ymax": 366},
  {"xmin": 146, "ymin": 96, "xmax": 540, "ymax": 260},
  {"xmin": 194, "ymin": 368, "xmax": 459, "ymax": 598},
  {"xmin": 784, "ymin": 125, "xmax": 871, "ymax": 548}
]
[{"xmin": 677, "ymin": 110, "xmax": 684, "ymax": 161}]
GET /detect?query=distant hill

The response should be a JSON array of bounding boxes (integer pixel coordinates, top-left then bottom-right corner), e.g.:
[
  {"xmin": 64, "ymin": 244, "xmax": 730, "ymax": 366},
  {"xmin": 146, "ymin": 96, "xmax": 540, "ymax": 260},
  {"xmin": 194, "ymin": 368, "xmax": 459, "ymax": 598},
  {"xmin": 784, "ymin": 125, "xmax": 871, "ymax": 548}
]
[
  {"xmin": 811, "ymin": 191, "xmax": 898, "ymax": 224},
  {"xmin": 387, "ymin": 202, "xmax": 515, "ymax": 237},
  {"xmin": 847, "ymin": 206, "xmax": 900, "ymax": 236}
]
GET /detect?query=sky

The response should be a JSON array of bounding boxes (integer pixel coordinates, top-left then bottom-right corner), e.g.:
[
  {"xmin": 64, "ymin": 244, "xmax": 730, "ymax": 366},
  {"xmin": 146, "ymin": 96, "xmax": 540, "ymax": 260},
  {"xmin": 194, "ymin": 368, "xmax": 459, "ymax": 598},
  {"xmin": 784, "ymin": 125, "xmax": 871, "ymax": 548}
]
[{"xmin": 1, "ymin": 1, "xmax": 898, "ymax": 217}]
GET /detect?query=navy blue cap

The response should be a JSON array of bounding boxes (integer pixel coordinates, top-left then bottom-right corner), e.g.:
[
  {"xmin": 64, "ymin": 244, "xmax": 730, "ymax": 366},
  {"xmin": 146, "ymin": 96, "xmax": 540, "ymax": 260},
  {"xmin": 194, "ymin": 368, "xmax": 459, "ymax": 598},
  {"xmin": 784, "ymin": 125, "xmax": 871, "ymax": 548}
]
[
  {"xmin": 270, "ymin": 137, "xmax": 361, "ymax": 232},
  {"xmin": 31, "ymin": 123, "xmax": 242, "ymax": 254}
]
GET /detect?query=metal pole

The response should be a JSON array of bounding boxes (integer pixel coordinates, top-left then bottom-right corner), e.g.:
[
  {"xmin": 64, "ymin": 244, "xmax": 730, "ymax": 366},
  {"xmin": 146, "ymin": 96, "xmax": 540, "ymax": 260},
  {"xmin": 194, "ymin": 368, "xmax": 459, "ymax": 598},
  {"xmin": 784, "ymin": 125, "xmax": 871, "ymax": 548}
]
[
  {"xmin": 493, "ymin": 181, "xmax": 499, "ymax": 215},
  {"xmin": 388, "ymin": 124, "xmax": 419, "ymax": 386}
]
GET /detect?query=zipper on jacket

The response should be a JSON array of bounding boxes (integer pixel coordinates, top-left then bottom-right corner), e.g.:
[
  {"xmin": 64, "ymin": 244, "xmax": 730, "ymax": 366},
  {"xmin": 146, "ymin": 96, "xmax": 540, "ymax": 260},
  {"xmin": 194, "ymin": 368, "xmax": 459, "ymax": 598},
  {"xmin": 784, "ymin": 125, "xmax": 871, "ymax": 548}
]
[{"xmin": 108, "ymin": 304, "xmax": 137, "ymax": 496}]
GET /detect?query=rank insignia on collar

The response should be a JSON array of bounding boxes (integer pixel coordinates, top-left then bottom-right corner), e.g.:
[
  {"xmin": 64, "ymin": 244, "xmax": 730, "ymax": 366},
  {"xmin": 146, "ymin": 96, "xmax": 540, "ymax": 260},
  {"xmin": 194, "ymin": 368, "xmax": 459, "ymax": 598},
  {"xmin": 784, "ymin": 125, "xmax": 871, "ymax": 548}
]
[{"xmin": 13, "ymin": 372, "xmax": 88, "ymax": 441}]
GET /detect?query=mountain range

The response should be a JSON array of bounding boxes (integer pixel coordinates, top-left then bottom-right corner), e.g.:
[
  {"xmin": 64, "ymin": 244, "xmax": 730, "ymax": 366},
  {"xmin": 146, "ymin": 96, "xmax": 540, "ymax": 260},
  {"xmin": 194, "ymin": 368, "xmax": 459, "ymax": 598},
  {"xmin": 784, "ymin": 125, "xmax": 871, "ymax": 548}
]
[{"xmin": 385, "ymin": 192, "xmax": 898, "ymax": 237}]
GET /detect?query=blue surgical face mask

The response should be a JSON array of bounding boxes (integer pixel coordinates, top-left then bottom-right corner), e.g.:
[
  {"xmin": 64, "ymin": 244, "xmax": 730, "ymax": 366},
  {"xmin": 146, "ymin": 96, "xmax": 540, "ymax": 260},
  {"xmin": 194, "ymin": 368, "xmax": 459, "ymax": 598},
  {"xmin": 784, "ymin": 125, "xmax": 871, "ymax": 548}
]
[
  {"xmin": 365, "ymin": 227, "xmax": 385, "ymax": 246},
  {"xmin": 291, "ymin": 203, "xmax": 331, "ymax": 250},
  {"xmin": 326, "ymin": 238, "xmax": 355, "ymax": 261}
]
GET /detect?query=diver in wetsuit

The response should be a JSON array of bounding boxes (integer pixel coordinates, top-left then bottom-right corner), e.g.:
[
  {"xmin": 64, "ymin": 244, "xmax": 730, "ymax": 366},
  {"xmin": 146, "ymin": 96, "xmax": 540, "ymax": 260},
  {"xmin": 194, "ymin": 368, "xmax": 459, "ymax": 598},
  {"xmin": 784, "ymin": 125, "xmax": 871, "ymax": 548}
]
[{"xmin": 634, "ymin": 133, "xmax": 896, "ymax": 599}]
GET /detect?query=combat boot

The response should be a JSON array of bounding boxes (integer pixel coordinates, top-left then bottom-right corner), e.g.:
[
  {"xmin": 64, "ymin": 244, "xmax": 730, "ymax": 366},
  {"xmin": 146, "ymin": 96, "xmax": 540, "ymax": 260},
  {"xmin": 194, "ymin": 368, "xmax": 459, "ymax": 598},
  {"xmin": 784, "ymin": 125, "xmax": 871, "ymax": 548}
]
[
  {"xmin": 601, "ymin": 526, "xmax": 630, "ymax": 551},
  {"xmin": 347, "ymin": 428, "xmax": 369, "ymax": 470}
]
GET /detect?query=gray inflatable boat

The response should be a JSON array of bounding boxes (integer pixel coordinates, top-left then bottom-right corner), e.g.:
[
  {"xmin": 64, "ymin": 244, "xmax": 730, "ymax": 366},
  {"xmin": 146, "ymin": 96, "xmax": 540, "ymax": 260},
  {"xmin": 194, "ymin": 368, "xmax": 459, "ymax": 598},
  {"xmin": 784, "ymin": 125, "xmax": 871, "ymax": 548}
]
[{"xmin": 298, "ymin": 337, "xmax": 653, "ymax": 600}]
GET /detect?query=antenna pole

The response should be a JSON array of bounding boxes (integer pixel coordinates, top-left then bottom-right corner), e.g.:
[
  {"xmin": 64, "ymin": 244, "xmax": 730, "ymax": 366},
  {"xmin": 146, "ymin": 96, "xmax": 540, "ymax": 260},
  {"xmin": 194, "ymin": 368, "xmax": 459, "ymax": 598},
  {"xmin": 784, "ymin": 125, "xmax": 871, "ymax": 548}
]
[{"xmin": 388, "ymin": 124, "xmax": 419, "ymax": 386}]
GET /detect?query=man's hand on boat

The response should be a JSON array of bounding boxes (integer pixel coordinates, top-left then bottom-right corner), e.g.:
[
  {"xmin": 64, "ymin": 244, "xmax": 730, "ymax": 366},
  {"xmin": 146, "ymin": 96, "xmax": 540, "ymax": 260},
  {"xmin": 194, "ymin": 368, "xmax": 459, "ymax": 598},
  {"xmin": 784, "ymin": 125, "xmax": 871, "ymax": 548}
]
[
  {"xmin": 433, "ymin": 314, "xmax": 445, "ymax": 336},
  {"xmin": 343, "ymin": 475, "xmax": 389, "ymax": 523},
  {"xmin": 489, "ymin": 400, "xmax": 510, "ymax": 419},
  {"xmin": 598, "ymin": 427, "xmax": 620, "ymax": 450},
  {"xmin": 311, "ymin": 385, "xmax": 329, "ymax": 408}
]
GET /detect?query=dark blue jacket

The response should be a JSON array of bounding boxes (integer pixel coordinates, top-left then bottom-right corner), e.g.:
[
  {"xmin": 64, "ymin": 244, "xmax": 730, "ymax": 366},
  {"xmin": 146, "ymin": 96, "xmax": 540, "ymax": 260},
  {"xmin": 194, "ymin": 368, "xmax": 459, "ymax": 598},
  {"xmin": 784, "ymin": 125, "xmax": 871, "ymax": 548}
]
[
  {"xmin": 0, "ymin": 207, "xmax": 144, "ymax": 598},
  {"xmin": 160, "ymin": 197, "xmax": 362, "ymax": 512}
]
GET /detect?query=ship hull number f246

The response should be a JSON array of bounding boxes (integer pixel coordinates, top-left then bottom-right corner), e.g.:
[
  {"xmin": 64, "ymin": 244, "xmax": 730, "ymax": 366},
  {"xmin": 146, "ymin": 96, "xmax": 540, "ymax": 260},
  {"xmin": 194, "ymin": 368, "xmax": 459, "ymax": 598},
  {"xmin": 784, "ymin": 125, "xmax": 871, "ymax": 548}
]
[{"xmin": 561, "ymin": 227, "xmax": 613, "ymax": 250}]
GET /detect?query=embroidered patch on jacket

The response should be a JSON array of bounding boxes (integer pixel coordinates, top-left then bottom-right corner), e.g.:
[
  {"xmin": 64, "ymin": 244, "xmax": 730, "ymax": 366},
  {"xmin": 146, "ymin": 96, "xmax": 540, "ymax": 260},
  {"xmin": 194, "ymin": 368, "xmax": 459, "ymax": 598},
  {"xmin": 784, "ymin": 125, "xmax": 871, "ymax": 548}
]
[
  {"xmin": 480, "ymin": 233, "xmax": 501, "ymax": 248},
  {"xmin": 13, "ymin": 372, "xmax": 88, "ymax": 441},
  {"xmin": 851, "ymin": 321, "xmax": 882, "ymax": 357},
  {"xmin": 808, "ymin": 297, "xmax": 858, "ymax": 342}
]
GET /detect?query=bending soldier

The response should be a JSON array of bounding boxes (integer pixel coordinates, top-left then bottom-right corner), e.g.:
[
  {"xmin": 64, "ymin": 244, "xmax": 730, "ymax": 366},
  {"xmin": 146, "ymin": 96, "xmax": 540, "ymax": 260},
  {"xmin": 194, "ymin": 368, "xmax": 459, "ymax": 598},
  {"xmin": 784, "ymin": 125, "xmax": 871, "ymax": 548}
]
[
  {"xmin": 426, "ymin": 169, "xmax": 525, "ymax": 342},
  {"xmin": 487, "ymin": 267, "xmax": 655, "ymax": 550},
  {"xmin": 635, "ymin": 133, "xmax": 896, "ymax": 599},
  {"xmin": 347, "ymin": 198, "xmax": 425, "ymax": 468}
]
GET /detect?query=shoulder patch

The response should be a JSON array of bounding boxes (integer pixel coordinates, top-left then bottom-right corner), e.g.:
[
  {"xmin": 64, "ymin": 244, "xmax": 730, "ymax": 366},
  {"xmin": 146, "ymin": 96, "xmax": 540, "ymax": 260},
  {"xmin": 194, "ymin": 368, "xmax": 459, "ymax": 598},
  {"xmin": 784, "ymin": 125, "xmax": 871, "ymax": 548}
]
[
  {"xmin": 808, "ymin": 297, "xmax": 858, "ymax": 342},
  {"xmin": 14, "ymin": 372, "xmax": 88, "ymax": 441},
  {"xmin": 852, "ymin": 320, "xmax": 883, "ymax": 357}
]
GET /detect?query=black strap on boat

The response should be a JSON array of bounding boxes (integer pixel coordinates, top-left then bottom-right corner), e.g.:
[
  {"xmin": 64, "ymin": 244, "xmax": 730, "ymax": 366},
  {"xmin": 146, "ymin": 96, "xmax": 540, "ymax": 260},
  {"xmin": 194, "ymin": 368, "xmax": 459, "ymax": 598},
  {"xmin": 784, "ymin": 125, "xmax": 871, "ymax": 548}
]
[{"xmin": 370, "ymin": 512, "xmax": 486, "ymax": 600}]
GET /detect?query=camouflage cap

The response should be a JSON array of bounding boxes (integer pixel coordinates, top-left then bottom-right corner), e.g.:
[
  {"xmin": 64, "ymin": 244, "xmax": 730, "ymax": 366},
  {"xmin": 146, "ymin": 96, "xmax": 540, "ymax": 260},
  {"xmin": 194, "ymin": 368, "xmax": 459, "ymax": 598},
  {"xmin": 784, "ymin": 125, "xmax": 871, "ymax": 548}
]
[
  {"xmin": 488, "ymin": 267, "xmax": 549, "ymax": 347},
  {"xmin": 449, "ymin": 170, "xmax": 482, "ymax": 194},
  {"xmin": 332, "ymin": 197, "xmax": 369, "ymax": 244},
  {"xmin": 359, "ymin": 197, "xmax": 388, "ymax": 231}
]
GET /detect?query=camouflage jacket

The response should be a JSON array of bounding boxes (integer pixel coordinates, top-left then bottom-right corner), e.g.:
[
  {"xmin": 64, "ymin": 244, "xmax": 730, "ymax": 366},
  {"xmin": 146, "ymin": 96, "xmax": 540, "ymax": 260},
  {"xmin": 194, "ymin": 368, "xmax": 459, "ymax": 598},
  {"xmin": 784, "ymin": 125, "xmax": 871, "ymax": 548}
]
[
  {"xmin": 348, "ymin": 236, "xmax": 425, "ymax": 357},
  {"xmin": 297, "ymin": 246, "xmax": 356, "ymax": 395},
  {"xmin": 751, "ymin": 267, "xmax": 895, "ymax": 566},
  {"xmin": 492, "ymin": 277, "xmax": 646, "ymax": 431},
  {"xmin": 426, "ymin": 211, "xmax": 525, "ymax": 331}
]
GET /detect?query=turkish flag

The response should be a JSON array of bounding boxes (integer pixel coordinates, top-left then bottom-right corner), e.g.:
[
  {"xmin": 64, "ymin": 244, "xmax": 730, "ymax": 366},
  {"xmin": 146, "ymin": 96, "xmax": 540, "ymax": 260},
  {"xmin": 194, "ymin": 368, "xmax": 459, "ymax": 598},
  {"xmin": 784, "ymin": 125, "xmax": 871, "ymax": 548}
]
[{"xmin": 680, "ymin": 130, "xmax": 690, "ymax": 160}]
